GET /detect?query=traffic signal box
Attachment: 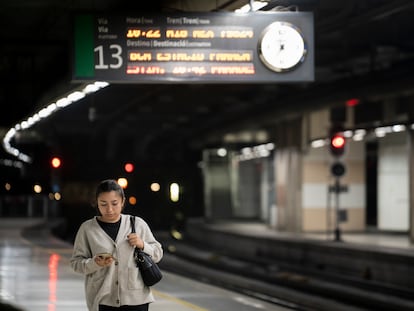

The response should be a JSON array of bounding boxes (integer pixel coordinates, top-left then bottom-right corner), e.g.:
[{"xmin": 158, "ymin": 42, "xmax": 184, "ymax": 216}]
[
  {"xmin": 329, "ymin": 132, "xmax": 346, "ymax": 177},
  {"xmin": 330, "ymin": 133, "xmax": 346, "ymax": 157}
]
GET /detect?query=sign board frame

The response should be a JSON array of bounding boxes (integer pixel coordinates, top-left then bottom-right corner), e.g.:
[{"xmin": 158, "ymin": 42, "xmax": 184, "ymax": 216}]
[{"xmin": 73, "ymin": 11, "xmax": 314, "ymax": 83}]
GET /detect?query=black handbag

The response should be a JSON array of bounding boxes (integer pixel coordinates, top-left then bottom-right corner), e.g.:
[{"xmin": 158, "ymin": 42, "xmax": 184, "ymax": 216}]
[{"xmin": 130, "ymin": 216, "xmax": 162, "ymax": 286}]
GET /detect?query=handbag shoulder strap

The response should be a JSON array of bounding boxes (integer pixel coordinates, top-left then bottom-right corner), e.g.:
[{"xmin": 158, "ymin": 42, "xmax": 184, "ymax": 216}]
[
  {"xmin": 130, "ymin": 216, "xmax": 142, "ymax": 255},
  {"xmin": 130, "ymin": 216, "xmax": 136, "ymax": 233}
]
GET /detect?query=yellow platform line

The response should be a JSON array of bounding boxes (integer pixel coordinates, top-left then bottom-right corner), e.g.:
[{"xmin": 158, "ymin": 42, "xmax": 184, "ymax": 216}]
[{"xmin": 153, "ymin": 289, "xmax": 209, "ymax": 311}]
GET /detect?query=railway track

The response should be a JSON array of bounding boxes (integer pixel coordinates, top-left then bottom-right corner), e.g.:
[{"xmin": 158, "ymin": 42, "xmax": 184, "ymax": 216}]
[{"xmin": 159, "ymin": 236, "xmax": 414, "ymax": 311}]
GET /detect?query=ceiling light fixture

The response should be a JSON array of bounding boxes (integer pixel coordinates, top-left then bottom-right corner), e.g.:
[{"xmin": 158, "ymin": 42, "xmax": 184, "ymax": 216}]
[
  {"xmin": 235, "ymin": 1, "xmax": 267, "ymax": 13},
  {"xmin": 2, "ymin": 81, "xmax": 110, "ymax": 163}
]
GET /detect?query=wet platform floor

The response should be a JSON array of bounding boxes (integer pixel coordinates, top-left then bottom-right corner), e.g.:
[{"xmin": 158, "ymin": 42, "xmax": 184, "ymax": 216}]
[{"xmin": 0, "ymin": 219, "xmax": 292, "ymax": 311}]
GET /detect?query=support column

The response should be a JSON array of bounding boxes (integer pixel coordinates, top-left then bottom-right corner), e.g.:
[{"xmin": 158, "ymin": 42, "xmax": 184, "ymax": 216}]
[
  {"xmin": 202, "ymin": 149, "xmax": 232, "ymax": 220},
  {"xmin": 409, "ymin": 129, "xmax": 414, "ymax": 243}
]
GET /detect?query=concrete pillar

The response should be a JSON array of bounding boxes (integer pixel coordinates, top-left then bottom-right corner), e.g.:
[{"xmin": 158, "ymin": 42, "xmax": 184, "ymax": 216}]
[
  {"xmin": 202, "ymin": 149, "xmax": 232, "ymax": 220},
  {"xmin": 409, "ymin": 129, "xmax": 414, "ymax": 243},
  {"xmin": 274, "ymin": 147, "xmax": 302, "ymax": 232}
]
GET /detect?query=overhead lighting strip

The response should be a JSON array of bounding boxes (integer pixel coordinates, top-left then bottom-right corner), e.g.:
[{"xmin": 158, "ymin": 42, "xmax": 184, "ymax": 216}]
[
  {"xmin": 310, "ymin": 123, "xmax": 410, "ymax": 148},
  {"xmin": 235, "ymin": 1, "xmax": 268, "ymax": 13},
  {"xmin": 2, "ymin": 81, "xmax": 109, "ymax": 163}
]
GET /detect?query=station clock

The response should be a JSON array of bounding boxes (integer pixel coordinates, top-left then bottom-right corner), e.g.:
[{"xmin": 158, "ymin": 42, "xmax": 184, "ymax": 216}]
[{"xmin": 258, "ymin": 21, "xmax": 307, "ymax": 72}]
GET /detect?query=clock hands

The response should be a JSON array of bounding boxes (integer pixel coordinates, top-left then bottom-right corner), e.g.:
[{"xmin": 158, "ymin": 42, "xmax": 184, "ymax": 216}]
[{"xmin": 259, "ymin": 21, "xmax": 306, "ymax": 72}]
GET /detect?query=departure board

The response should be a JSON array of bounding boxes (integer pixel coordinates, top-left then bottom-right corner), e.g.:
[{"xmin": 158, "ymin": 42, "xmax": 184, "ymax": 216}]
[{"xmin": 73, "ymin": 12, "xmax": 314, "ymax": 83}]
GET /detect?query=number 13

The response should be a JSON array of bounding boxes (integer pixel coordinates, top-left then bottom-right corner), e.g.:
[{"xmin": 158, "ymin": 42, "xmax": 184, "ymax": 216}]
[{"xmin": 94, "ymin": 44, "xmax": 123, "ymax": 69}]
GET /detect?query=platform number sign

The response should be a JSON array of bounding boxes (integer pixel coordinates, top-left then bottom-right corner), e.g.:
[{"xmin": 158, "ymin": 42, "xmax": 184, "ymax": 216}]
[
  {"xmin": 94, "ymin": 44, "xmax": 123, "ymax": 70},
  {"xmin": 73, "ymin": 12, "xmax": 314, "ymax": 83}
]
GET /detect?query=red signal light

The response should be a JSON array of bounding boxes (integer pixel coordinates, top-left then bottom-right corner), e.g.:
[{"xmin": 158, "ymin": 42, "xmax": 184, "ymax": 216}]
[
  {"xmin": 330, "ymin": 134, "xmax": 346, "ymax": 156},
  {"xmin": 331, "ymin": 135, "xmax": 345, "ymax": 149},
  {"xmin": 346, "ymin": 98, "xmax": 360, "ymax": 107},
  {"xmin": 124, "ymin": 162, "xmax": 134, "ymax": 173},
  {"xmin": 51, "ymin": 157, "xmax": 62, "ymax": 169}
]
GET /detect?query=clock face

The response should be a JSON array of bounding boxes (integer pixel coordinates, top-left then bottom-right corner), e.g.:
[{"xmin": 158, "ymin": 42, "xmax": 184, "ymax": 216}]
[{"xmin": 258, "ymin": 22, "xmax": 306, "ymax": 72}]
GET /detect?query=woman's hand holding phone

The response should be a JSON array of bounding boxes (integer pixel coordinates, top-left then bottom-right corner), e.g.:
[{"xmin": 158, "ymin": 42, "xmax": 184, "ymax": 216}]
[{"xmin": 95, "ymin": 253, "xmax": 115, "ymax": 267}]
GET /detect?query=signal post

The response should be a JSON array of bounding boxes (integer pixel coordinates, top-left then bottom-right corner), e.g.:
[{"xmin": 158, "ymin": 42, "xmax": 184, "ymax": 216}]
[{"xmin": 329, "ymin": 129, "xmax": 347, "ymax": 241}]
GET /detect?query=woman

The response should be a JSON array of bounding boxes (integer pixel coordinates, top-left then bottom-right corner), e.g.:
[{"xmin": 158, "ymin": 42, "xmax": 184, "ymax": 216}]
[{"xmin": 70, "ymin": 179, "xmax": 163, "ymax": 311}]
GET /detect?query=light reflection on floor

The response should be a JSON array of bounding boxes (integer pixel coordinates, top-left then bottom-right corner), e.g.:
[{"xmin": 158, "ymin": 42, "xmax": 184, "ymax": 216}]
[
  {"xmin": 48, "ymin": 253, "xmax": 60, "ymax": 311},
  {"xmin": 0, "ymin": 221, "xmax": 95, "ymax": 310}
]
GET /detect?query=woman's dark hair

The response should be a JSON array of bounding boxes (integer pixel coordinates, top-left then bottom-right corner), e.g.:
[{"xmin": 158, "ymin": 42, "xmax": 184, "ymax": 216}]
[{"xmin": 95, "ymin": 179, "xmax": 125, "ymax": 201}]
